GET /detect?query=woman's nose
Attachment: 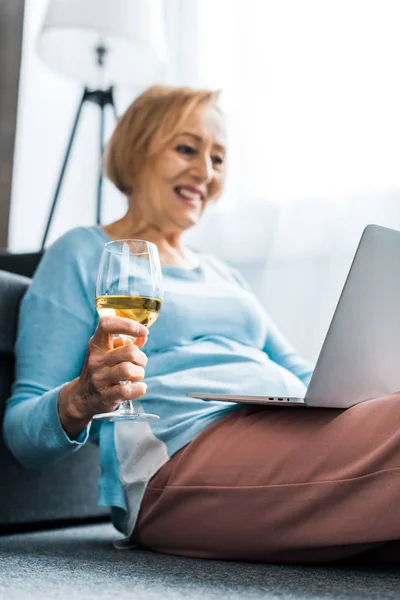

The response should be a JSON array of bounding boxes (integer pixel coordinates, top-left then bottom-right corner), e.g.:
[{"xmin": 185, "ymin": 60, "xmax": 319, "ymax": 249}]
[{"xmin": 191, "ymin": 154, "xmax": 214, "ymax": 183}]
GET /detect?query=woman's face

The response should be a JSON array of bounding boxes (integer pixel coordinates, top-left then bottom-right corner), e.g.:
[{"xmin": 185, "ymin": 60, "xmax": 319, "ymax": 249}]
[{"xmin": 134, "ymin": 103, "xmax": 226, "ymax": 232}]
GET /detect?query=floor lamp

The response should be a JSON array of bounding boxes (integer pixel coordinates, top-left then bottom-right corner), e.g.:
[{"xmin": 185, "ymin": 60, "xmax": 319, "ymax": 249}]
[{"xmin": 37, "ymin": 0, "xmax": 167, "ymax": 250}]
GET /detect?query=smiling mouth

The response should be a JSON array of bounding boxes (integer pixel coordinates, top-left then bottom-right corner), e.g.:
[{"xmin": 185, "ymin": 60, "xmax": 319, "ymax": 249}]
[{"xmin": 174, "ymin": 186, "xmax": 204, "ymax": 203}]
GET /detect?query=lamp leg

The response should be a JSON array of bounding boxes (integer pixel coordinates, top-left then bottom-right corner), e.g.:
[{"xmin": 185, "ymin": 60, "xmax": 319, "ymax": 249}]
[
  {"xmin": 110, "ymin": 92, "xmax": 118, "ymax": 121},
  {"xmin": 96, "ymin": 88, "xmax": 118, "ymax": 225},
  {"xmin": 40, "ymin": 89, "xmax": 87, "ymax": 250},
  {"xmin": 96, "ymin": 99, "xmax": 106, "ymax": 225}
]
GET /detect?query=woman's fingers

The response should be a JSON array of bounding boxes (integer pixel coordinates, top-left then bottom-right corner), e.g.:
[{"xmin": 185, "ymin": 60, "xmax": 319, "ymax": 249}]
[
  {"xmin": 92, "ymin": 316, "xmax": 148, "ymax": 350},
  {"xmin": 104, "ymin": 381, "xmax": 147, "ymax": 403},
  {"xmin": 112, "ymin": 337, "xmax": 125, "ymax": 349},
  {"xmin": 112, "ymin": 335, "xmax": 148, "ymax": 352},
  {"xmin": 76, "ymin": 316, "xmax": 149, "ymax": 419},
  {"xmin": 106, "ymin": 340, "xmax": 148, "ymax": 369},
  {"xmin": 105, "ymin": 362, "xmax": 145, "ymax": 384},
  {"xmin": 133, "ymin": 335, "xmax": 148, "ymax": 350}
]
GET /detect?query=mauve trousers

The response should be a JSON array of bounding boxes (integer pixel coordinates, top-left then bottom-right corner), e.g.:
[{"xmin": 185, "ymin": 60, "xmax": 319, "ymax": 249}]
[{"xmin": 132, "ymin": 393, "xmax": 400, "ymax": 564}]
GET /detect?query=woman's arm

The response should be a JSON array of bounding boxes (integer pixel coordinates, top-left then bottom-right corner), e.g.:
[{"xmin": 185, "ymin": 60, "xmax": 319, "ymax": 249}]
[
  {"xmin": 3, "ymin": 229, "xmax": 148, "ymax": 468},
  {"xmin": 4, "ymin": 296, "xmax": 148, "ymax": 469},
  {"xmin": 226, "ymin": 260, "xmax": 314, "ymax": 386},
  {"xmin": 205, "ymin": 253, "xmax": 314, "ymax": 386},
  {"xmin": 263, "ymin": 315, "xmax": 314, "ymax": 387},
  {"xmin": 3, "ymin": 290, "xmax": 97, "ymax": 468}
]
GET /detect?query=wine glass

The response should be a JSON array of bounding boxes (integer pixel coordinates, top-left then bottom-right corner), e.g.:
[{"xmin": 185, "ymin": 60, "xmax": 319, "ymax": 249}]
[{"xmin": 93, "ymin": 239, "xmax": 163, "ymax": 422}]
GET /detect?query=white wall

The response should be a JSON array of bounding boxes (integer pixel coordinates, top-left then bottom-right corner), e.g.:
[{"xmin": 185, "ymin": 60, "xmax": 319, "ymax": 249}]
[{"xmin": 185, "ymin": 0, "xmax": 400, "ymax": 364}]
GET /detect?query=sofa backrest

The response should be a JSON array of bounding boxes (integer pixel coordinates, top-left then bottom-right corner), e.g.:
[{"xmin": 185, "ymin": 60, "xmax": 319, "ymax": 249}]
[
  {"xmin": 0, "ymin": 269, "xmax": 30, "ymax": 351},
  {"xmin": 0, "ymin": 270, "xmax": 30, "ymax": 427},
  {"xmin": 0, "ymin": 269, "xmax": 108, "ymax": 531},
  {"xmin": 0, "ymin": 250, "xmax": 43, "ymax": 279}
]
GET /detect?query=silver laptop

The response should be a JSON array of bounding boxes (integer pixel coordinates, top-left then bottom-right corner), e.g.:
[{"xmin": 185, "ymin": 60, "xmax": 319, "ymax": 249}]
[{"xmin": 189, "ymin": 224, "xmax": 400, "ymax": 409}]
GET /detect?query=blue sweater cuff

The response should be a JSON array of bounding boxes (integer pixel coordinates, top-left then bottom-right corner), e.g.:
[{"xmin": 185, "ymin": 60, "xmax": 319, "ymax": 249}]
[
  {"xmin": 45, "ymin": 386, "xmax": 91, "ymax": 447},
  {"xmin": 4, "ymin": 385, "xmax": 91, "ymax": 468}
]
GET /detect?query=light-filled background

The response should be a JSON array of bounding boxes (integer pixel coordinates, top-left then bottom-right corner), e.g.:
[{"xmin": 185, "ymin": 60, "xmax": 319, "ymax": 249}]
[{"xmin": 9, "ymin": 0, "xmax": 400, "ymax": 362}]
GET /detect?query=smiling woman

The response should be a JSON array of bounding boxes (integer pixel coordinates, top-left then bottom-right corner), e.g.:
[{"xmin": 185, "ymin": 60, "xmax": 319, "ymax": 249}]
[
  {"xmin": 6, "ymin": 84, "xmax": 400, "ymax": 566},
  {"xmin": 103, "ymin": 85, "xmax": 226, "ymax": 267}
]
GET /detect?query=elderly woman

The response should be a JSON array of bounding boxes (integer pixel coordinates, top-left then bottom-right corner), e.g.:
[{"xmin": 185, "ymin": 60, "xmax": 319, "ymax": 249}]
[{"xmin": 4, "ymin": 86, "xmax": 400, "ymax": 564}]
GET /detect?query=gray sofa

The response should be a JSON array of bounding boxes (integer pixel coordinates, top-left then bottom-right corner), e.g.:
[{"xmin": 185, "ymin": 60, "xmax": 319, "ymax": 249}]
[
  {"xmin": 0, "ymin": 269, "xmax": 108, "ymax": 530},
  {"xmin": 1, "ymin": 268, "xmax": 400, "ymax": 600}
]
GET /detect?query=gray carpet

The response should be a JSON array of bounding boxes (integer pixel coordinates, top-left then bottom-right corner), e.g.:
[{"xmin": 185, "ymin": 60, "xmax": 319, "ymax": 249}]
[{"xmin": 0, "ymin": 523, "xmax": 399, "ymax": 599}]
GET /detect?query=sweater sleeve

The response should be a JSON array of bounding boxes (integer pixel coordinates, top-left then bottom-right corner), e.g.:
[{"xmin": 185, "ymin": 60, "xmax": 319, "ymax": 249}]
[
  {"xmin": 3, "ymin": 229, "xmax": 100, "ymax": 468},
  {"xmin": 263, "ymin": 314, "xmax": 314, "ymax": 387},
  {"xmin": 223, "ymin": 259, "xmax": 315, "ymax": 387}
]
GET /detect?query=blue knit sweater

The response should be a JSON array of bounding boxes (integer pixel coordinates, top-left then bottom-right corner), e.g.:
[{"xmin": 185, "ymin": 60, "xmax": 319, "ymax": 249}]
[{"xmin": 4, "ymin": 226, "xmax": 313, "ymax": 533}]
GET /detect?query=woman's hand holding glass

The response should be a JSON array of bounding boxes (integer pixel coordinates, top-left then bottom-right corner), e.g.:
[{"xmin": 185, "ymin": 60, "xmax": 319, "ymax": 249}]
[
  {"xmin": 79, "ymin": 314, "xmax": 149, "ymax": 415},
  {"xmin": 57, "ymin": 315, "xmax": 149, "ymax": 436},
  {"xmin": 60, "ymin": 238, "xmax": 163, "ymax": 430},
  {"xmin": 93, "ymin": 239, "xmax": 163, "ymax": 421}
]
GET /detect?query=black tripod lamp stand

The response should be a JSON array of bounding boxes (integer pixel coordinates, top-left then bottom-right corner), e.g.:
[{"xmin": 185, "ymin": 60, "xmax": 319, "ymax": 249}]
[
  {"xmin": 37, "ymin": 0, "xmax": 168, "ymax": 250},
  {"xmin": 40, "ymin": 79, "xmax": 118, "ymax": 250}
]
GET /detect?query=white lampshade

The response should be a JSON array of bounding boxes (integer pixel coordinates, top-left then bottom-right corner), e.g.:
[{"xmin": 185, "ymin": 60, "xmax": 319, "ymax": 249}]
[{"xmin": 37, "ymin": 0, "xmax": 168, "ymax": 87}]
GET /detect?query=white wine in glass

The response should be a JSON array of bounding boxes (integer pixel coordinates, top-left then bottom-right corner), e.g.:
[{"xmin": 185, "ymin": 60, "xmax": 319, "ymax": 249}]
[
  {"xmin": 95, "ymin": 295, "xmax": 162, "ymax": 328},
  {"xmin": 93, "ymin": 239, "xmax": 163, "ymax": 422}
]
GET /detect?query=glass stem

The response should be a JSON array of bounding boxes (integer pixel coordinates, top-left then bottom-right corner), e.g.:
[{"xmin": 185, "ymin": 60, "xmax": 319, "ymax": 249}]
[{"xmin": 121, "ymin": 400, "xmax": 136, "ymax": 413}]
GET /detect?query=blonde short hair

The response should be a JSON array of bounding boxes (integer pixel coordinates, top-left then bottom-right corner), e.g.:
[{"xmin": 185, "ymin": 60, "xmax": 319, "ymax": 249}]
[{"xmin": 104, "ymin": 85, "xmax": 220, "ymax": 195}]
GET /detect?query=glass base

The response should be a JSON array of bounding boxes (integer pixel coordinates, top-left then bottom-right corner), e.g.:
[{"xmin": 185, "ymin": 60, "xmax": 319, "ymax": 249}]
[{"xmin": 92, "ymin": 410, "xmax": 160, "ymax": 422}]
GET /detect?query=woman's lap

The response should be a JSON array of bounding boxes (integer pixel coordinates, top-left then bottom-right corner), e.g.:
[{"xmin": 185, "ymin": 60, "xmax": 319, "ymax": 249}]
[{"xmin": 133, "ymin": 392, "xmax": 400, "ymax": 563}]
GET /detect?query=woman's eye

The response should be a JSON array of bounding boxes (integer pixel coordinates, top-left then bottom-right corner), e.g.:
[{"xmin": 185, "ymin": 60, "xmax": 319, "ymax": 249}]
[
  {"xmin": 212, "ymin": 155, "xmax": 224, "ymax": 166},
  {"xmin": 176, "ymin": 144, "xmax": 196, "ymax": 156}
]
